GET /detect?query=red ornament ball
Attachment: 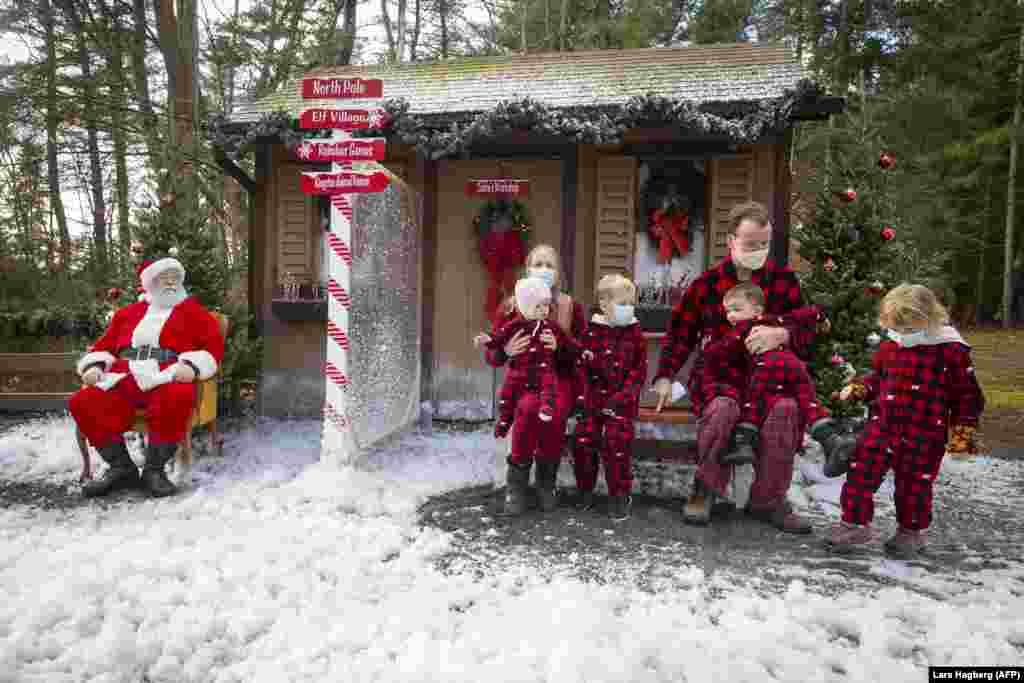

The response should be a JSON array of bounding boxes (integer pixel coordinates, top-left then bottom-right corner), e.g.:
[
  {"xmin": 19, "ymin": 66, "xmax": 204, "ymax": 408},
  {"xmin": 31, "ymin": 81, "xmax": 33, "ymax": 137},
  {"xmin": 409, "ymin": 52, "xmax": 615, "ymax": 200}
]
[
  {"xmin": 107, "ymin": 287, "xmax": 123, "ymax": 301},
  {"xmin": 878, "ymin": 152, "xmax": 896, "ymax": 170},
  {"xmin": 837, "ymin": 188, "xmax": 857, "ymax": 202},
  {"xmin": 881, "ymin": 226, "xmax": 896, "ymax": 241},
  {"xmin": 823, "ymin": 257, "xmax": 837, "ymax": 272}
]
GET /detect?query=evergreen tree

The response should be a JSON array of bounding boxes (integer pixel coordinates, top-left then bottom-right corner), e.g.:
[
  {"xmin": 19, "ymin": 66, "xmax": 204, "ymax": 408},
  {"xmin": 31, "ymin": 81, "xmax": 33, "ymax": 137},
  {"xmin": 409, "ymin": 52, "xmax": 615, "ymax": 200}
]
[{"xmin": 793, "ymin": 104, "xmax": 938, "ymax": 417}]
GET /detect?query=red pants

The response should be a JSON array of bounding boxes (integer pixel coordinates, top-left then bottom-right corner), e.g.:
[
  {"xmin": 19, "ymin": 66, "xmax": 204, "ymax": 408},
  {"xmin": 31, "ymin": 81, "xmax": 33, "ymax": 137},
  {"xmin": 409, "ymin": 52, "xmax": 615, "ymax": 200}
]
[
  {"xmin": 573, "ymin": 413, "xmax": 635, "ymax": 496},
  {"xmin": 840, "ymin": 421, "xmax": 945, "ymax": 530},
  {"xmin": 509, "ymin": 375, "xmax": 574, "ymax": 464},
  {"xmin": 696, "ymin": 396, "xmax": 801, "ymax": 511},
  {"xmin": 496, "ymin": 367, "xmax": 559, "ymax": 433},
  {"xmin": 70, "ymin": 376, "xmax": 196, "ymax": 448}
]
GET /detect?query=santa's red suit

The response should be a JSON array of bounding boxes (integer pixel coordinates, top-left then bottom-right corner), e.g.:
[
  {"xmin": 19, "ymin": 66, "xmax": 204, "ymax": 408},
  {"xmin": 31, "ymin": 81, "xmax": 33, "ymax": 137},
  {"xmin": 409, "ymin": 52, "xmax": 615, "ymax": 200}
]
[{"xmin": 70, "ymin": 262, "xmax": 224, "ymax": 451}]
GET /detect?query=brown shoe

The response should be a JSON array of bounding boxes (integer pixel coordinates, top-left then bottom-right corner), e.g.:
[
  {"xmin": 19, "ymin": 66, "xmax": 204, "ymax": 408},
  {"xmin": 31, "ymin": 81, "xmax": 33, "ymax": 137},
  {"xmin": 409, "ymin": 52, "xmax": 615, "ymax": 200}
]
[
  {"xmin": 825, "ymin": 521, "xmax": 874, "ymax": 552},
  {"xmin": 683, "ymin": 482, "xmax": 712, "ymax": 525},
  {"xmin": 746, "ymin": 501, "xmax": 812, "ymax": 534},
  {"xmin": 884, "ymin": 528, "xmax": 926, "ymax": 559}
]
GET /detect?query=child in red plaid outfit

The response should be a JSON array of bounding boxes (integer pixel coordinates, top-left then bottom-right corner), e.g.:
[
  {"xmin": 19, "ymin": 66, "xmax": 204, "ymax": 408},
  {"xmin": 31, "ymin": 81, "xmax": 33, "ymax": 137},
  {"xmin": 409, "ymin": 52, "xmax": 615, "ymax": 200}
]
[
  {"xmin": 826, "ymin": 284, "xmax": 985, "ymax": 558},
  {"xmin": 483, "ymin": 277, "xmax": 579, "ymax": 438},
  {"xmin": 573, "ymin": 274, "xmax": 647, "ymax": 521},
  {"xmin": 703, "ymin": 283, "xmax": 856, "ymax": 470}
]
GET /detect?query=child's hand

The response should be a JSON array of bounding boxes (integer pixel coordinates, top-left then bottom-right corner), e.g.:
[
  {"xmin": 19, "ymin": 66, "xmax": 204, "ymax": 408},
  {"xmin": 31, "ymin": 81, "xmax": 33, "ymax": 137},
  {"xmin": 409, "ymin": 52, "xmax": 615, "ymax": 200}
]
[
  {"xmin": 472, "ymin": 333, "xmax": 492, "ymax": 349},
  {"xmin": 838, "ymin": 383, "xmax": 866, "ymax": 401}
]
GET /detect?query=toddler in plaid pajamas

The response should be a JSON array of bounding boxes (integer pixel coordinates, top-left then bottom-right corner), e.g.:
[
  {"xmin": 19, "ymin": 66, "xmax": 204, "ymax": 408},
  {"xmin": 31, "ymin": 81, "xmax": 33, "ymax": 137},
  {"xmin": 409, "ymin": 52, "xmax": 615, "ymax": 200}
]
[
  {"xmin": 573, "ymin": 274, "xmax": 647, "ymax": 521},
  {"xmin": 826, "ymin": 283, "xmax": 985, "ymax": 558},
  {"xmin": 701, "ymin": 282, "xmax": 839, "ymax": 467}
]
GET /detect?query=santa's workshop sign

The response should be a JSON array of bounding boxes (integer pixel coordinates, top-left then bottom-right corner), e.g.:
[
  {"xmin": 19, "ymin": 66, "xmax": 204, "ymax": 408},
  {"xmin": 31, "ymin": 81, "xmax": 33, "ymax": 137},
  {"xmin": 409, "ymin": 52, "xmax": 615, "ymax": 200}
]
[{"xmin": 466, "ymin": 178, "xmax": 531, "ymax": 197}]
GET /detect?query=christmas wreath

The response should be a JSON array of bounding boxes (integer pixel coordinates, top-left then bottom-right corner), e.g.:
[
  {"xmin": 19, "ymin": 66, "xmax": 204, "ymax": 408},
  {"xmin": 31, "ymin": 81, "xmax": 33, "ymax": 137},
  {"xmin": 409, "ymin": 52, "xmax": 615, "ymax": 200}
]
[
  {"xmin": 474, "ymin": 199, "xmax": 531, "ymax": 329},
  {"xmin": 647, "ymin": 193, "xmax": 691, "ymax": 264}
]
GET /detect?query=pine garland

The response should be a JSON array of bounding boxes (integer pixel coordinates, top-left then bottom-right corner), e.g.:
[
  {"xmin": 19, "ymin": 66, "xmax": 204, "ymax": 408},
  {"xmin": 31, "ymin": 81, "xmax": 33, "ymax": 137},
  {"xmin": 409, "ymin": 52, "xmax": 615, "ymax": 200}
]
[{"xmin": 208, "ymin": 80, "xmax": 824, "ymax": 160}]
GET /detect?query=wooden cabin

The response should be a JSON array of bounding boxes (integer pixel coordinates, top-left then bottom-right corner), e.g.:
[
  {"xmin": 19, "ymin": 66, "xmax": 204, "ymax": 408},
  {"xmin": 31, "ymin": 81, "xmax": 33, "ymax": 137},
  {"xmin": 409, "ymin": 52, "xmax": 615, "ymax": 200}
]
[{"xmin": 217, "ymin": 44, "xmax": 841, "ymax": 420}]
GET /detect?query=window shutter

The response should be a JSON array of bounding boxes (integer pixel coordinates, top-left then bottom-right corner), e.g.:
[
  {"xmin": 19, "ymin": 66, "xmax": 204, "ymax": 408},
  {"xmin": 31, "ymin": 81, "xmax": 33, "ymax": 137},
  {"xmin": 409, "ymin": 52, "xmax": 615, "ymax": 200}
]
[
  {"xmin": 594, "ymin": 156, "xmax": 637, "ymax": 282},
  {"xmin": 276, "ymin": 163, "xmax": 316, "ymax": 284},
  {"xmin": 707, "ymin": 154, "xmax": 755, "ymax": 265}
]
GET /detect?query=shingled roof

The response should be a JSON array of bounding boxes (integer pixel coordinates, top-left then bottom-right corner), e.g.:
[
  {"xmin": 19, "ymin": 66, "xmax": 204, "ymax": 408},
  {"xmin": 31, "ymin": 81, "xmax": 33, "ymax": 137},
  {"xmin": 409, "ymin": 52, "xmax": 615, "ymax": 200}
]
[{"xmin": 231, "ymin": 43, "xmax": 804, "ymax": 124}]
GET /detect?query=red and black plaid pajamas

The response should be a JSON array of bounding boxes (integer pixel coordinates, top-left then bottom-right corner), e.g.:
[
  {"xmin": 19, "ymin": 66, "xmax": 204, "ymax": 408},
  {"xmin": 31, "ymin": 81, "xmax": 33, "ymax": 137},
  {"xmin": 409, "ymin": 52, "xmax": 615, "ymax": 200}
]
[
  {"xmin": 840, "ymin": 341, "xmax": 985, "ymax": 531},
  {"xmin": 485, "ymin": 302, "xmax": 587, "ymax": 463},
  {"xmin": 701, "ymin": 308, "xmax": 827, "ymax": 433},
  {"xmin": 654, "ymin": 257, "xmax": 820, "ymax": 503},
  {"xmin": 573, "ymin": 320, "xmax": 648, "ymax": 496}
]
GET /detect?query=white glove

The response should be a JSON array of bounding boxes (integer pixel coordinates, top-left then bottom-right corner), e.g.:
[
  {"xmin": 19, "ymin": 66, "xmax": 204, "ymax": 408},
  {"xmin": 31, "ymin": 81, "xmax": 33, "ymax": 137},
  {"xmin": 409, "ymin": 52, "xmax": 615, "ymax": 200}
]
[{"xmin": 82, "ymin": 367, "xmax": 102, "ymax": 386}]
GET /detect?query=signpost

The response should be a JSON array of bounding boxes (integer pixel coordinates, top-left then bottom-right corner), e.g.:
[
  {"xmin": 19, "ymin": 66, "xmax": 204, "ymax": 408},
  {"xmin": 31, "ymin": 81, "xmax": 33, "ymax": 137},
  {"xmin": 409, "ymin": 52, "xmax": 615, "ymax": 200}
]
[
  {"xmin": 465, "ymin": 178, "xmax": 531, "ymax": 198},
  {"xmin": 299, "ymin": 79, "xmax": 390, "ymax": 465}
]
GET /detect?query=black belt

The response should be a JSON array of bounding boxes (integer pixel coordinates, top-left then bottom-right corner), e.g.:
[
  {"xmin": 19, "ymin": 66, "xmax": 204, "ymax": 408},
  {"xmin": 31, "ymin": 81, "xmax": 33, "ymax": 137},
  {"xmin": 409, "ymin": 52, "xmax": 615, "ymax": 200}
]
[{"xmin": 118, "ymin": 346, "xmax": 178, "ymax": 363}]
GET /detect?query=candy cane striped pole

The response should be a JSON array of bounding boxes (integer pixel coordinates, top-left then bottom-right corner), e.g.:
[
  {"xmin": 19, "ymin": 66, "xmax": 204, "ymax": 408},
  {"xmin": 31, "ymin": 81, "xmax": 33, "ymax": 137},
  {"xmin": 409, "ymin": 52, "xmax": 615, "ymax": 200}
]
[{"xmin": 321, "ymin": 129, "xmax": 357, "ymax": 464}]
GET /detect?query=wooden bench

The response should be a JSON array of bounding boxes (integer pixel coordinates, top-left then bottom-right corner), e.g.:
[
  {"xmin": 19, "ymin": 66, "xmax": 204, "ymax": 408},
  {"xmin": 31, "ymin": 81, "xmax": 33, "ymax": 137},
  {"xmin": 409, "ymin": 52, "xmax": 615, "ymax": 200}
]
[{"xmin": 0, "ymin": 352, "xmax": 77, "ymax": 411}]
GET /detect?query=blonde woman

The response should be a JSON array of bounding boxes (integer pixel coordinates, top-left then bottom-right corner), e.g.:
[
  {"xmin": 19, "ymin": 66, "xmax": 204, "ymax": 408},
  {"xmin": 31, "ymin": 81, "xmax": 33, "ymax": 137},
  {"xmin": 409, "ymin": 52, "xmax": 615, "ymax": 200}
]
[
  {"xmin": 827, "ymin": 283, "xmax": 985, "ymax": 558},
  {"xmin": 473, "ymin": 244, "xmax": 587, "ymax": 514}
]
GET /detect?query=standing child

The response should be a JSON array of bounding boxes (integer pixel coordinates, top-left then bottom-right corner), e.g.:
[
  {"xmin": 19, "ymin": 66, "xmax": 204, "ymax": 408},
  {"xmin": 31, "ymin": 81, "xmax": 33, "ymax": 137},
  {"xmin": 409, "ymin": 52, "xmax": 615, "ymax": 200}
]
[
  {"xmin": 574, "ymin": 274, "xmax": 647, "ymax": 521},
  {"xmin": 702, "ymin": 282, "xmax": 856, "ymax": 474},
  {"xmin": 483, "ymin": 277, "xmax": 580, "ymax": 437},
  {"xmin": 827, "ymin": 283, "xmax": 985, "ymax": 558}
]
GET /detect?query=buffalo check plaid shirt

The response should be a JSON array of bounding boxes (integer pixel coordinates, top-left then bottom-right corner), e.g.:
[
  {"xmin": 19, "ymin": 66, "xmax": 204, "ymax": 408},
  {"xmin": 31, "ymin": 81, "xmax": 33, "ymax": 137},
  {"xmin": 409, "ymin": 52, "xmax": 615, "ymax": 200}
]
[
  {"xmin": 654, "ymin": 256, "xmax": 814, "ymax": 415},
  {"xmin": 578, "ymin": 317, "xmax": 648, "ymax": 418},
  {"xmin": 855, "ymin": 340, "xmax": 985, "ymax": 432}
]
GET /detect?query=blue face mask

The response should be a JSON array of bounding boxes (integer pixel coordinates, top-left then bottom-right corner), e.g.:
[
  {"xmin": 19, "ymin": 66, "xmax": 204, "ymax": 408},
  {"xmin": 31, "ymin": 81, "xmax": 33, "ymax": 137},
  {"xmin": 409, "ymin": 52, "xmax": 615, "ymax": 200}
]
[
  {"xmin": 611, "ymin": 304, "xmax": 635, "ymax": 326},
  {"xmin": 887, "ymin": 328, "xmax": 930, "ymax": 347},
  {"xmin": 529, "ymin": 268, "xmax": 556, "ymax": 288}
]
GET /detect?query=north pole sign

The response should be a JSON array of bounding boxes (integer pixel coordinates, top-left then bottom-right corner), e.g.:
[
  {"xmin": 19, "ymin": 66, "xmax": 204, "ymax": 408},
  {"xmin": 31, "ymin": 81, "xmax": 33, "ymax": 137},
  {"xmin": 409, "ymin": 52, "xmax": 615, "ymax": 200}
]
[
  {"xmin": 301, "ymin": 171, "xmax": 391, "ymax": 195},
  {"xmin": 299, "ymin": 108, "xmax": 390, "ymax": 130},
  {"xmin": 466, "ymin": 178, "xmax": 531, "ymax": 197},
  {"xmin": 301, "ymin": 77, "xmax": 383, "ymax": 99},
  {"xmin": 294, "ymin": 138, "xmax": 387, "ymax": 162}
]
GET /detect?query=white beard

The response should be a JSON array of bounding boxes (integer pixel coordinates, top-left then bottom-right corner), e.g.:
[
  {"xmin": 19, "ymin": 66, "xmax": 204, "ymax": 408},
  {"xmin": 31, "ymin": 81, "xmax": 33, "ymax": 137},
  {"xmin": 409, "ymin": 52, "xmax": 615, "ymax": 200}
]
[{"xmin": 149, "ymin": 285, "xmax": 188, "ymax": 310}]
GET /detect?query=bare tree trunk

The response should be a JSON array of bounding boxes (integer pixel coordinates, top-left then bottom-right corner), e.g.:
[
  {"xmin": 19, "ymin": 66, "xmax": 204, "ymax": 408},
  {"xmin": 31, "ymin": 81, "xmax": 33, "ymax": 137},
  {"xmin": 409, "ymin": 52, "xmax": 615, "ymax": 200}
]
[
  {"xmin": 130, "ymin": 0, "xmax": 160, "ymax": 159},
  {"xmin": 1005, "ymin": 0, "xmax": 1024, "ymax": 327},
  {"xmin": 439, "ymin": 0, "xmax": 450, "ymax": 58},
  {"xmin": 979, "ymin": 180, "xmax": 993, "ymax": 326},
  {"xmin": 396, "ymin": 0, "xmax": 406, "ymax": 62},
  {"xmin": 381, "ymin": 0, "xmax": 396, "ymax": 61},
  {"xmin": 520, "ymin": 0, "xmax": 527, "ymax": 51},
  {"xmin": 42, "ymin": 0, "xmax": 70, "ymax": 266},
  {"xmin": 862, "ymin": 0, "xmax": 873, "ymax": 91},
  {"xmin": 111, "ymin": 22, "xmax": 132, "ymax": 265},
  {"xmin": 544, "ymin": 0, "xmax": 550, "ymax": 49},
  {"xmin": 558, "ymin": 0, "xmax": 568, "ymax": 49},
  {"xmin": 410, "ymin": 0, "xmax": 421, "ymax": 60},
  {"xmin": 335, "ymin": 0, "xmax": 357, "ymax": 65},
  {"xmin": 63, "ymin": 0, "xmax": 109, "ymax": 267}
]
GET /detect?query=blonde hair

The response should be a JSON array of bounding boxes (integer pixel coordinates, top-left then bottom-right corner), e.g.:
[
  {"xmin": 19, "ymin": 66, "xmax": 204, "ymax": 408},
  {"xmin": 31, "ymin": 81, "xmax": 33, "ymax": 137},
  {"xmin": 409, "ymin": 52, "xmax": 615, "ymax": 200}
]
[
  {"xmin": 879, "ymin": 283, "xmax": 949, "ymax": 331},
  {"xmin": 596, "ymin": 273, "xmax": 637, "ymax": 303},
  {"xmin": 500, "ymin": 244, "xmax": 570, "ymax": 321},
  {"xmin": 724, "ymin": 281, "xmax": 765, "ymax": 308}
]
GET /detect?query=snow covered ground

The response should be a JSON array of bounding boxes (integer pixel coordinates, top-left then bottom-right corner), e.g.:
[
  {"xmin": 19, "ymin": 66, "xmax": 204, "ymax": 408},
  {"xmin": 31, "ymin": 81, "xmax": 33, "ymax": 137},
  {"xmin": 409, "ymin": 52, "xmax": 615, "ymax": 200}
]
[{"xmin": 1, "ymin": 415, "xmax": 1022, "ymax": 682}]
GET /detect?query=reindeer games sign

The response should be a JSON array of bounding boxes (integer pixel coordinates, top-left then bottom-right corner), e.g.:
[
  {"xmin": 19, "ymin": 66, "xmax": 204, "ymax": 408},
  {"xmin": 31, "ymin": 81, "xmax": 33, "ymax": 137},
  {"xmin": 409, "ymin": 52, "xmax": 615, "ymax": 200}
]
[{"xmin": 298, "ymin": 76, "xmax": 390, "ymax": 465}]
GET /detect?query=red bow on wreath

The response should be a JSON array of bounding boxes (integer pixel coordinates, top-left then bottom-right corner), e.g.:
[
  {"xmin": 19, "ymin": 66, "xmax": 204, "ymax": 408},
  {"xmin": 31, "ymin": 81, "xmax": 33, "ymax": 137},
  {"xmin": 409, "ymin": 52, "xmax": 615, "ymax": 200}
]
[
  {"xmin": 479, "ymin": 229, "xmax": 527, "ymax": 330},
  {"xmin": 649, "ymin": 208, "xmax": 690, "ymax": 264}
]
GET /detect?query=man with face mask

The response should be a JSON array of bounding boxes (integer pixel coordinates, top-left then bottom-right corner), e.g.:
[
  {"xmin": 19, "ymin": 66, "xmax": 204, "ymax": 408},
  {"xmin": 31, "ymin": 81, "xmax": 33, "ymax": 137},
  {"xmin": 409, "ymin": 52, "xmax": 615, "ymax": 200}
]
[
  {"xmin": 652, "ymin": 201, "xmax": 820, "ymax": 532},
  {"xmin": 69, "ymin": 256, "xmax": 225, "ymax": 498}
]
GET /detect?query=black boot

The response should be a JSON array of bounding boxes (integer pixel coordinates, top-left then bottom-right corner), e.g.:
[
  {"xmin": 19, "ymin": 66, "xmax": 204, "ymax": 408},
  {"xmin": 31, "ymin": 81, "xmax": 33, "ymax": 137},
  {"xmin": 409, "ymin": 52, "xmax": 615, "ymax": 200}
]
[
  {"xmin": 810, "ymin": 418, "xmax": 858, "ymax": 478},
  {"xmin": 534, "ymin": 460, "xmax": 559, "ymax": 512},
  {"xmin": 504, "ymin": 457, "xmax": 532, "ymax": 515},
  {"xmin": 141, "ymin": 443, "xmax": 179, "ymax": 498},
  {"xmin": 82, "ymin": 441, "xmax": 140, "ymax": 498},
  {"xmin": 720, "ymin": 422, "xmax": 759, "ymax": 465}
]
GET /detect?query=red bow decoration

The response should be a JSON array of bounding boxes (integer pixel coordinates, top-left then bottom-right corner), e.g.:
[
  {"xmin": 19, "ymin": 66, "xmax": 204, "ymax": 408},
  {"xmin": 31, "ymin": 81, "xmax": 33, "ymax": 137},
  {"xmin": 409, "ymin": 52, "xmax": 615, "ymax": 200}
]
[
  {"xmin": 649, "ymin": 209, "xmax": 690, "ymax": 264},
  {"xmin": 479, "ymin": 229, "xmax": 527, "ymax": 330}
]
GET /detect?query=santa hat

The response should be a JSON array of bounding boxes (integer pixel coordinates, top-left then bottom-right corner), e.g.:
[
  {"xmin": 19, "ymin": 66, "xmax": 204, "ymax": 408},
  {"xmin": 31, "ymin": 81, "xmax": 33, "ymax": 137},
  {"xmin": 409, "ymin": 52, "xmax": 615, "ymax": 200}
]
[
  {"xmin": 514, "ymin": 277, "xmax": 551, "ymax": 314},
  {"xmin": 136, "ymin": 255, "xmax": 185, "ymax": 293}
]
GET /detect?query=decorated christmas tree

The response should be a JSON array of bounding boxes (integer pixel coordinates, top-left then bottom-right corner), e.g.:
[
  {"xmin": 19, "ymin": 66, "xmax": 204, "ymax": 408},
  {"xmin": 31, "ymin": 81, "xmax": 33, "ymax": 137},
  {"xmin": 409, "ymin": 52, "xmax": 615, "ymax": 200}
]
[{"xmin": 792, "ymin": 132, "xmax": 906, "ymax": 418}]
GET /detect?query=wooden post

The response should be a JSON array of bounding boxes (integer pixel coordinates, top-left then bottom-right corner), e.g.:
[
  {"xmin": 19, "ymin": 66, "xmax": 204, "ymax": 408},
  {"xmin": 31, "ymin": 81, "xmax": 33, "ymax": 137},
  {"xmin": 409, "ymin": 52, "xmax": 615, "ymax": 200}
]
[
  {"xmin": 418, "ymin": 154, "xmax": 438, "ymax": 405},
  {"xmin": 770, "ymin": 129, "xmax": 794, "ymax": 267},
  {"xmin": 560, "ymin": 145, "xmax": 578, "ymax": 292}
]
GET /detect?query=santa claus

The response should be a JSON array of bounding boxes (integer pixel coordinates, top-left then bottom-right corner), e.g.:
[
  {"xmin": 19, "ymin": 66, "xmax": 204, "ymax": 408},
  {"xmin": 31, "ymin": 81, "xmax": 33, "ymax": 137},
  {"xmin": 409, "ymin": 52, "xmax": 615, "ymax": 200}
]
[{"xmin": 70, "ymin": 256, "xmax": 225, "ymax": 498}]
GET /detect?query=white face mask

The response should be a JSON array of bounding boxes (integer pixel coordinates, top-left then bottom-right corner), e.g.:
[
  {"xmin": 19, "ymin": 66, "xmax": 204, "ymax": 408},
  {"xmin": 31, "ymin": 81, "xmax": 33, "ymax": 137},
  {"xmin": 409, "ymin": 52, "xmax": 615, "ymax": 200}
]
[
  {"xmin": 528, "ymin": 267, "xmax": 556, "ymax": 288},
  {"xmin": 611, "ymin": 304, "xmax": 635, "ymax": 326},
  {"xmin": 733, "ymin": 247, "xmax": 769, "ymax": 271}
]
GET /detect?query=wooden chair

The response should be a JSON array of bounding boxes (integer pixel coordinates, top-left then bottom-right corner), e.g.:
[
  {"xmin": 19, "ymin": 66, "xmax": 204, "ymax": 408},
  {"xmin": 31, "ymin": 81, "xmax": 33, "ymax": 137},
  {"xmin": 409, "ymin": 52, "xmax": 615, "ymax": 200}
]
[{"xmin": 76, "ymin": 312, "xmax": 230, "ymax": 483}]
